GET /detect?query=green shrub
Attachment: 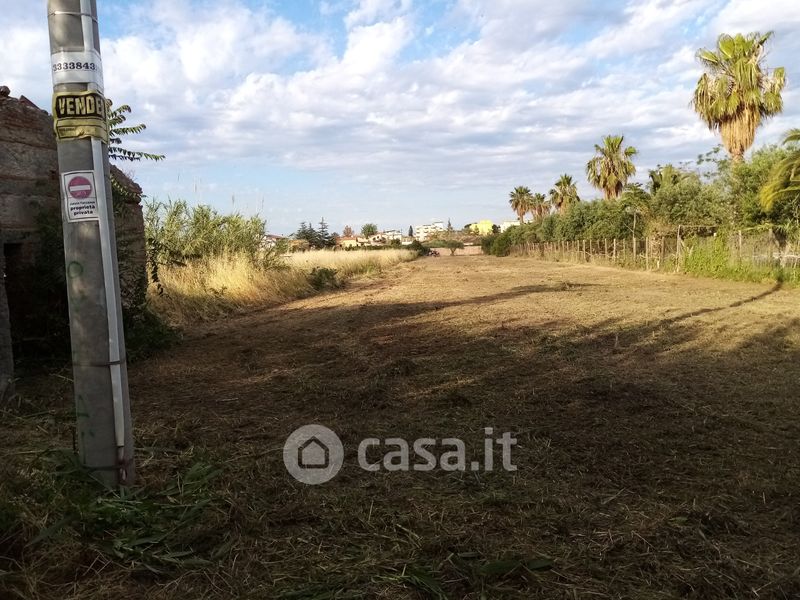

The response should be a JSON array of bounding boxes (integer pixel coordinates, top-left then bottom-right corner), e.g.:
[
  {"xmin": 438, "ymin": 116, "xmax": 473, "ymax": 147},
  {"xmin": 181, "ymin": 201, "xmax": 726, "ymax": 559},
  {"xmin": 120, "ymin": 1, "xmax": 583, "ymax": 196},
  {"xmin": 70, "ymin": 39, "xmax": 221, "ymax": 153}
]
[
  {"xmin": 426, "ymin": 239, "xmax": 464, "ymax": 255},
  {"xmin": 490, "ymin": 232, "xmax": 515, "ymax": 256},
  {"xmin": 123, "ymin": 305, "xmax": 176, "ymax": 361},
  {"xmin": 145, "ymin": 199, "xmax": 269, "ymax": 266},
  {"xmin": 680, "ymin": 233, "xmax": 800, "ymax": 284},
  {"xmin": 308, "ymin": 267, "xmax": 340, "ymax": 290},
  {"xmin": 480, "ymin": 235, "xmax": 498, "ymax": 254},
  {"xmin": 408, "ymin": 240, "xmax": 427, "ymax": 257}
]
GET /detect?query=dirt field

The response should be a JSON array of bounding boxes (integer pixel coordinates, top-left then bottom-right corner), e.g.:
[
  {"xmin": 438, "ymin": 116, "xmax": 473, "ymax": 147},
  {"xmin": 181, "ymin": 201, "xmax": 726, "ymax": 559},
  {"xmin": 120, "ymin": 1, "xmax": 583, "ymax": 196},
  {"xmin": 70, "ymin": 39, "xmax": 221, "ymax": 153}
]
[{"xmin": 5, "ymin": 256, "xmax": 800, "ymax": 599}]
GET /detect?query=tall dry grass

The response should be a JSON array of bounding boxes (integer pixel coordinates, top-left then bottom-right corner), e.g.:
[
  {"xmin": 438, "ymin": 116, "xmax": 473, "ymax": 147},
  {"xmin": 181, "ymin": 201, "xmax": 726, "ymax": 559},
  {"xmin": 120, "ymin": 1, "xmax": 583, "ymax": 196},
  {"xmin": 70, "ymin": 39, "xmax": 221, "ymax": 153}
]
[
  {"xmin": 148, "ymin": 249, "xmax": 415, "ymax": 325},
  {"xmin": 285, "ymin": 249, "xmax": 416, "ymax": 276}
]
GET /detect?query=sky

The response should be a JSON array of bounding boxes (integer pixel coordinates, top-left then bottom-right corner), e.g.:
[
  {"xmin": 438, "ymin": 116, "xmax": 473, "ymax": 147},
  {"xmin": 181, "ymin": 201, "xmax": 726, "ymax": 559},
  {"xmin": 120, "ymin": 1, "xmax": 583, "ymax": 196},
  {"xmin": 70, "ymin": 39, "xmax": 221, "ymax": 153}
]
[{"xmin": 2, "ymin": 0, "xmax": 800, "ymax": 235}]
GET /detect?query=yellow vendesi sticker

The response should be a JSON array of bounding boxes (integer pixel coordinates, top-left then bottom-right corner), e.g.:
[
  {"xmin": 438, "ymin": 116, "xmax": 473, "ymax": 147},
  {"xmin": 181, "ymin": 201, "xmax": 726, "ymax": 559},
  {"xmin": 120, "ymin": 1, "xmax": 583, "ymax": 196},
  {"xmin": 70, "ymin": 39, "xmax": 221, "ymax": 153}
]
[{"xmin": 52, "ymin": 90, "xmax": 108, "ymax": 143}]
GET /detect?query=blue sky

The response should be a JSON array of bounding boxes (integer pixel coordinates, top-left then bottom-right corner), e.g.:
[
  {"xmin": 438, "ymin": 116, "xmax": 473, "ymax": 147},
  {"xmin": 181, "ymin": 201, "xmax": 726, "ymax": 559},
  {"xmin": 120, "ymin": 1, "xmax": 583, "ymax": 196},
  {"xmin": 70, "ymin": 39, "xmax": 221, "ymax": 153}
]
[{"xmin": 2, "ymin": 0, "xmax": 800, "ymax": 235}]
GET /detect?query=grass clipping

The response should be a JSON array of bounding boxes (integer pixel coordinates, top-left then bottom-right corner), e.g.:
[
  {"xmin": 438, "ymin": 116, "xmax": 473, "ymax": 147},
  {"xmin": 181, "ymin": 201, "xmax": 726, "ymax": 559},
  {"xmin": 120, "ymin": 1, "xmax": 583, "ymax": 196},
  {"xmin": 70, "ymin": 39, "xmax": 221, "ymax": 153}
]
[{"xmin": 149, "ymin": 249, "xmax": 416, "ymax": 325}]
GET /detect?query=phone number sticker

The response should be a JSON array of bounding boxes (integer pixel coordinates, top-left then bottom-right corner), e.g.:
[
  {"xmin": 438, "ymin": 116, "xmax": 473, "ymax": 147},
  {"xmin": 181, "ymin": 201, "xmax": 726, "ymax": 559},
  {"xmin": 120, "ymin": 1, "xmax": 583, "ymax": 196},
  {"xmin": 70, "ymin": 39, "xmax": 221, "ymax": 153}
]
[{"xmin": 50, "ymin": 51, "xmax": 104, "ymax": 88}]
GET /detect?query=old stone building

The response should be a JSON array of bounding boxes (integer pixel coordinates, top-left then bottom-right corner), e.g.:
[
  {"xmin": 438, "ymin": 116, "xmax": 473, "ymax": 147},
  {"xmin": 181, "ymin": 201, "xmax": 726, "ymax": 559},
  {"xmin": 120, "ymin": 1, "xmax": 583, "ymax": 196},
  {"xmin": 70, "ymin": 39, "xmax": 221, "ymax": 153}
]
[{"xmin": 0, "ymin": 86, "xmax": 147, "ymax": 400}]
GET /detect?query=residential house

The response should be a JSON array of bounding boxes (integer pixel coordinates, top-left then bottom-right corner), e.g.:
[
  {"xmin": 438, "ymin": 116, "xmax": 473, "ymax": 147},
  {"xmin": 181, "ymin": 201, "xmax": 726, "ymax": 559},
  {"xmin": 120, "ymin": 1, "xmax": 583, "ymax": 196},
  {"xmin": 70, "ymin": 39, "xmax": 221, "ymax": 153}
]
[
  {"xmin": 338, "ymin": 236, "xmax": 361, "ymax": 249},
  {"xmin": 263, "ymin": 234, "xmax": 285, "ymax": 249},
  {"xmin": 368, "ymin": 233, "xmax": 388, "ymax": 246},
  {"xmin": 382, "ymin": 229, "xmax": 403, "ymax": 241},
  {"xmin": 340, "ymin": 236, "xmax": 374, "ymax": 248}
]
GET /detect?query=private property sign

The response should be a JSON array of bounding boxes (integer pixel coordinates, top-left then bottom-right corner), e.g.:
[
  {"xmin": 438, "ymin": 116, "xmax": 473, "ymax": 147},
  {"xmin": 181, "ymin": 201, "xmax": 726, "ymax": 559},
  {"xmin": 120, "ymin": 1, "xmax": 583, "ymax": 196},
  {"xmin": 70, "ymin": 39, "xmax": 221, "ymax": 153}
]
[{"xmin": 62, "ymin": 171, "xmax": 100, "ymax": 222}]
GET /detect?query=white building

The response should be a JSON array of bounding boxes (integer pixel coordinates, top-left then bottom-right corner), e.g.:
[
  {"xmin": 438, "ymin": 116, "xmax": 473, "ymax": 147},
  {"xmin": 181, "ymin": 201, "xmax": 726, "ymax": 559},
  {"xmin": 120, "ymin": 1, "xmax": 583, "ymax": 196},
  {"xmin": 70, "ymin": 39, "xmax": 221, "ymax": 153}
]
[
  {"xmin": 414, "ymin": 221, "xmax": 445, "ymax": 241},
  {"xmin": 500, "ymin": 221, "xmax": 521, "ymax": 233},
  {"xmin": 382, "ymin": 229, "xmax": 403, "ymax": 241}
]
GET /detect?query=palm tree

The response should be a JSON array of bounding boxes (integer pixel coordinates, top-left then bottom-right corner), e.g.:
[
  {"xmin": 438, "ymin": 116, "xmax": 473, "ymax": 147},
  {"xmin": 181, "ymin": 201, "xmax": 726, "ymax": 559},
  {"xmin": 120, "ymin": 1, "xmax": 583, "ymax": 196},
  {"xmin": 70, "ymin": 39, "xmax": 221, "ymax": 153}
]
[
  {"xmin": 548, "ymin": 174, "xmax": 580, "ymax": 214},
  {"xmin": 586, "ymin": 135, "xmax": 637, "ymax": 200},
  {"xmin": 530, "ymin": 192, "xmax": 547, "ymax": 220},
  {"xmin": 692, "ymin": 32, "xmax": 785, "ymax": 162},
  {"xmin": 760, "ymin": 129, "xmax": 800, "ymax": 214},
  {"xmin": 648, "ymin": 164, "xmax": 686, "ymax": 194},
  {"xmin": 508, "ymin": 186, "xmax": 533, "ymax": 223}
]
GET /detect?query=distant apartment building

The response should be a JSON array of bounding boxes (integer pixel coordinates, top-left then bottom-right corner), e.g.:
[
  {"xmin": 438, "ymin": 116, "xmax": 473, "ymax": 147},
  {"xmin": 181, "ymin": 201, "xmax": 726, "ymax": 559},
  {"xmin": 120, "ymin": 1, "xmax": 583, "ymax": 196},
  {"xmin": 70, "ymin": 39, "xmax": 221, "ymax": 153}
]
[
  {"xmin": 414, "ymin": 221, "xmax": 445, "ymax": 241},
  {"xmin": 469, "ymin": 220, "xmax": 494, "ymax": 235}
]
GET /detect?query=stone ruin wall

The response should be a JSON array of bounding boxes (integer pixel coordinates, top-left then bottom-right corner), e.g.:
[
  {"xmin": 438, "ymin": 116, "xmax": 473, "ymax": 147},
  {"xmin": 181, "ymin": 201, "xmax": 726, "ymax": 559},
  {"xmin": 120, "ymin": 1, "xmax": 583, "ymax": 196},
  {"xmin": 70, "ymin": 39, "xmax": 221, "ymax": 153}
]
[{"xmin": 0, "ymin": 86, "xmax": 147, "ymax": 398}]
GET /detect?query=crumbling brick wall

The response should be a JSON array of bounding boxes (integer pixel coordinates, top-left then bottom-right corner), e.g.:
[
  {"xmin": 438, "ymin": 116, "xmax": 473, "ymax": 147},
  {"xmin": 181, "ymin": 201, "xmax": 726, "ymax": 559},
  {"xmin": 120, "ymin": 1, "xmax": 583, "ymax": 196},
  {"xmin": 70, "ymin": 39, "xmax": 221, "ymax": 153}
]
[
  {"xmin": 0, "ymin": 90, "xmax": 59, "ymax": 240},
  {"xmin": 0, "ymin": 247, "xmax": 12, "ymax": 400},
  {"xmin": 0, "ymin": 86, "xmax": 147, "ymax": 385},
  {"xmin": 111, "ymin": 165, "xmax": 148, "ymax": 312}
]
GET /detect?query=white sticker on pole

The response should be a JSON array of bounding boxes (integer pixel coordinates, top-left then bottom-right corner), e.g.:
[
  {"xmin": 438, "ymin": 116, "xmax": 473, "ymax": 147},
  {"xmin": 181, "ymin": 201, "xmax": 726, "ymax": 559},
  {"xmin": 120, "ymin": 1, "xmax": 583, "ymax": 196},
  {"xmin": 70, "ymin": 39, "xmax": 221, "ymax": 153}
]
[
  {"xmin": 51, "ymin": 51, "xmax": 104, "ymax": 89},
  {"xmin": 63, "ymin": 171, "xmax": 100, "ymax": 222}
]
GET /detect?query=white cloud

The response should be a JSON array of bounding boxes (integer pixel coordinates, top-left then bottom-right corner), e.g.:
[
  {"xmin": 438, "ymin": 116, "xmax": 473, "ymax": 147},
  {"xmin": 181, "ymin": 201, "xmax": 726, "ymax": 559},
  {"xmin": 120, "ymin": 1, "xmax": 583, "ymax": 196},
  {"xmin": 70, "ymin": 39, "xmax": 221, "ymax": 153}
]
[
  {"xmin": 587, "ymin": 0, "xmax": 717, "ymax": 57},
  {"xmin": 345, "ymin": 0, "xmax": 412, "ymax": 29},
  {"xmin": 455, "ymin": 0, "xmax": 611, "ymax": 42},
  {"xmin": 712, "ymin": 0, "xmax": 800, "ymax": 32},
  {"xmin": 341, "ymin": 18, "xmax": 412, "ymax": 74},
  {"xmin": 2, "ymin": 0, "xmax": 799, "ymax": 231},
  {"xmin": 0, "ymin": 12, "xmax": 50, "ymax": 106}
]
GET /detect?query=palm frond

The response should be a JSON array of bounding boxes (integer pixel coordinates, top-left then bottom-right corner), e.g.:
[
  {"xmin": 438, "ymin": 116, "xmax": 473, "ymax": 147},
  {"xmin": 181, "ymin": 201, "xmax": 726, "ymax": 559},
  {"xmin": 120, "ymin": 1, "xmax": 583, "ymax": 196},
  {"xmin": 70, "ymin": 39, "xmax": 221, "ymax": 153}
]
[{"xmin": 692, "ymin": 31, "xmax": 784, "ymax": 160}]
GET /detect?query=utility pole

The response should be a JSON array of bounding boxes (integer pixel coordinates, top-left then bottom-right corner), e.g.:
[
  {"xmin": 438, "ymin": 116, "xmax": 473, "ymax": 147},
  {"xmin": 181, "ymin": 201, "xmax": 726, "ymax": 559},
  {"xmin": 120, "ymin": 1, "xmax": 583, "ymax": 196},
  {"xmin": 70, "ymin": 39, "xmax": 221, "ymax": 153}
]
[{"xmin": 47, "ymin": 0, "xmax": 134, "ymax": 487}]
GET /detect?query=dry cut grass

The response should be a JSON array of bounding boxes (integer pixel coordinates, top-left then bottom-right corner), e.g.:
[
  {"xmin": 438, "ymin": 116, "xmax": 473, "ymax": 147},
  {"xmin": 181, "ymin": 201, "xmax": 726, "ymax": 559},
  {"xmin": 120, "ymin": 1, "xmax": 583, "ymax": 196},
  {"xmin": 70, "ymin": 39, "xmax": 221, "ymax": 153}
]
[
  {"xmin": 4, "ymin": 257, "xmax": 800, "ymax": 599},
  {"xmin": 148, "ymin": 249, "xmax": 416, "ymax": 325}
]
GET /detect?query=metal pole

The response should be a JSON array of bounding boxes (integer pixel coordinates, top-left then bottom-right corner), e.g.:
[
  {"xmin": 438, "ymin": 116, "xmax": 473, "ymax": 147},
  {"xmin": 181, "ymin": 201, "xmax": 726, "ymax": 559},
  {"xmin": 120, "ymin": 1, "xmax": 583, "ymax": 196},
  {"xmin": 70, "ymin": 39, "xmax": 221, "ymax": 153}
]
[{"xmin": 47, "ymin": 0, "xmax": 134, "ymax": 487}]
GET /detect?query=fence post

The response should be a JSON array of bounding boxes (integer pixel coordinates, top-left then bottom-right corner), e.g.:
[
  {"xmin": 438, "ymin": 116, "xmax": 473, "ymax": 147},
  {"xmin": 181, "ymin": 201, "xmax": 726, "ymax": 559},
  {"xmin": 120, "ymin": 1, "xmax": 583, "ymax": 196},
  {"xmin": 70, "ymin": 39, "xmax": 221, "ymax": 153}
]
[
  {"xmin": 645, "ymin": 237, "xmax": 650, "ymax": 270},
  {"xmin": 613, "ymin": 238, "xmax": 617, "ymax": 263},
  {"xmin": 737, "ymin": 230, "xmax": 743, "ymax": 263},
  {"xmin": 676, "ymin": 225, "xmax": 682, "ymax": 272}
]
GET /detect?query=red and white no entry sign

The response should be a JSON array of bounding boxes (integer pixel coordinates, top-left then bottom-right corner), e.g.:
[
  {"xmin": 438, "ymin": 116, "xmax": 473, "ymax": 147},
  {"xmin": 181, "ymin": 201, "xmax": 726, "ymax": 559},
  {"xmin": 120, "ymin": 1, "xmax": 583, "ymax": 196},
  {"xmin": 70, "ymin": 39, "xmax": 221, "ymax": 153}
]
[
  {"xmin": 67, "ymin": 175, "xmax": 94, "ymax": 199},
  {"xmin": 62, "ymin": 170, "xmax": 100, "ymax": 222}
]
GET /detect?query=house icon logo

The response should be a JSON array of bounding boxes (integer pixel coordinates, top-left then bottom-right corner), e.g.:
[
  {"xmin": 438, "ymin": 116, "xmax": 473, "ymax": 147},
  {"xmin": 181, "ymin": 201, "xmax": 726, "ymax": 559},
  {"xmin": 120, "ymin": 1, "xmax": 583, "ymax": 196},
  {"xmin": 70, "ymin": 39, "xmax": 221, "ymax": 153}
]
[
  {"xmin": 298, "ymin": 436, "xmax": 329, "ymax": 469},
  {"xmin": 283, "ymin": 424, "xmax": 343, "ymax": 484}
]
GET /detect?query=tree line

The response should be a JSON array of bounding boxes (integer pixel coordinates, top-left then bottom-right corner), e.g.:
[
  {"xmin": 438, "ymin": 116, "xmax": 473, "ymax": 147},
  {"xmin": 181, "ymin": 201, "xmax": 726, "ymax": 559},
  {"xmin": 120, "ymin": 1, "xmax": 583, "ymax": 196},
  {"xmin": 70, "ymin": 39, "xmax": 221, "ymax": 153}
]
[{"xmin": 500, "ymin": 32, "xmax": 797, "ymax": 253}]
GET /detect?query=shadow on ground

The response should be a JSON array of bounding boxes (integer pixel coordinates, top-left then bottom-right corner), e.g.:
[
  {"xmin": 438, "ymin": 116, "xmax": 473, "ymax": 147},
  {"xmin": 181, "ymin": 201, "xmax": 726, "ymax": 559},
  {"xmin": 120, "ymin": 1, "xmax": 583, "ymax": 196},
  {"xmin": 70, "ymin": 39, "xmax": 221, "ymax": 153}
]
[{"xmin": 4, "ymin": 271, "xmax": 800, "ymax": 599}]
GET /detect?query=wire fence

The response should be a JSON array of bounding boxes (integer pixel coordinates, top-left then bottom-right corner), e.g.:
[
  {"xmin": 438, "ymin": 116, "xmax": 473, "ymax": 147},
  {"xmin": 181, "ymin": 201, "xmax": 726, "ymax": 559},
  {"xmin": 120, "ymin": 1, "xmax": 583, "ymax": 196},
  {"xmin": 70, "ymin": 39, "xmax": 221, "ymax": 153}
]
[{"xmin": 511, "ymin": 229, "xmax": 800, "ymax": 278}]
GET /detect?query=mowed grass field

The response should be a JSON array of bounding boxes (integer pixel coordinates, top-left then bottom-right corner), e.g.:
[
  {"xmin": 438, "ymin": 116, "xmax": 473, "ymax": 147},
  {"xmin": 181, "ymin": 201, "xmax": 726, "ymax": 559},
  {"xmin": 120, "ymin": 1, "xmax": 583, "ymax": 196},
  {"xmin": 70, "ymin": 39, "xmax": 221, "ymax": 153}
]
[{"xmin": 4, "ymin": 256, "xmax": 800, "ymax": 599}]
